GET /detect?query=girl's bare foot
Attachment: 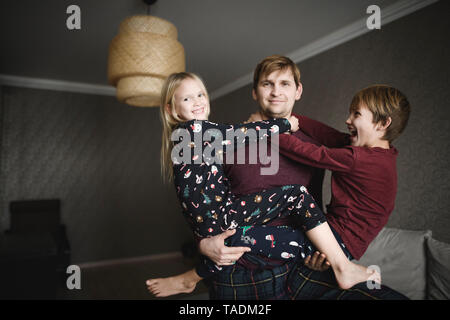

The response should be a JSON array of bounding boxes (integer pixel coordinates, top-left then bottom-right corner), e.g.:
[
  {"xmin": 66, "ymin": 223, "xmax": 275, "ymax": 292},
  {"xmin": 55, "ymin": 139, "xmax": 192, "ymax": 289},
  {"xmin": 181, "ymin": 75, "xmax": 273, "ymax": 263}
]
[
  {"xmin": 146, "ymin": 269, "xmax": 200, "ymax": 297},
  {"xmin": 334, "ymin": 261, "xmax": 381, "ymax": 290}
]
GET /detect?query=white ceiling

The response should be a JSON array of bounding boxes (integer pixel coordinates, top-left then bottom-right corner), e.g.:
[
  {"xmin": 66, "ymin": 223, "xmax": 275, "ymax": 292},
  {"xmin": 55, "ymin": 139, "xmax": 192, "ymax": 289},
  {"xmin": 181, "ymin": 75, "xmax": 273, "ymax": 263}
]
[{"xmin": 0, "ymin": 0, "xmax": 434, "ymax": 98}]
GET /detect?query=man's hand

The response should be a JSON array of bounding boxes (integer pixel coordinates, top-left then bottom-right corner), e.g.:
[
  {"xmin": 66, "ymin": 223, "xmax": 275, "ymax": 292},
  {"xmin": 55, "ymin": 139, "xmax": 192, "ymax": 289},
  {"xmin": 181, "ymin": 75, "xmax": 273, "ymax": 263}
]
[
  {"xmin": 303, "ymin": 251, "xmax": 331, "ymax": 272},
  {"xmin": 198, "ymin": 229, "xmax": 251, "ymax": 266}
]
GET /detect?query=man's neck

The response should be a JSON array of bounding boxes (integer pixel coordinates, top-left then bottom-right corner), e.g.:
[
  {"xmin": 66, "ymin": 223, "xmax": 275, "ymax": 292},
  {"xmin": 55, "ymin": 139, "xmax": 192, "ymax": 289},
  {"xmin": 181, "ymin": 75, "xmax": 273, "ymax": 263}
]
[{"xmin": 260, "ymin": 110, "xmax": 292, "ymax": 120}]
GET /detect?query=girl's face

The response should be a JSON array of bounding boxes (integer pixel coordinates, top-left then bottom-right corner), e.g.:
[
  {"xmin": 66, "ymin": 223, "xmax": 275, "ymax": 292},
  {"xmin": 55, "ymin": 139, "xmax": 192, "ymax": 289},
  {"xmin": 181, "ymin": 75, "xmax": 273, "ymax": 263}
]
[{"xmin": 172, "ymin": 78, "xmax": 210, "ymax": 121}]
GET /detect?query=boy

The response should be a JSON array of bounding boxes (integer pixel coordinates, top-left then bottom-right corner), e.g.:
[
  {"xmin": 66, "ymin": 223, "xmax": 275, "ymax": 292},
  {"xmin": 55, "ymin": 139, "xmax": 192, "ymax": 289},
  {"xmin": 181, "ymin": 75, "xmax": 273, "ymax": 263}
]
[{"xmin": 276, "ymin": 84, "xmax": 411, "ymax": 263}]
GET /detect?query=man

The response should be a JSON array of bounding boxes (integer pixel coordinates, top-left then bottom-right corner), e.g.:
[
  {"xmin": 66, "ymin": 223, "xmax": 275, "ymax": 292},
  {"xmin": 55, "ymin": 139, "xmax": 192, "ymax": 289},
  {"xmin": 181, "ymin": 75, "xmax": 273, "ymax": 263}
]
[{"xmin": 199, "ymin": 55, "xmax": 406, "ymax": 300}]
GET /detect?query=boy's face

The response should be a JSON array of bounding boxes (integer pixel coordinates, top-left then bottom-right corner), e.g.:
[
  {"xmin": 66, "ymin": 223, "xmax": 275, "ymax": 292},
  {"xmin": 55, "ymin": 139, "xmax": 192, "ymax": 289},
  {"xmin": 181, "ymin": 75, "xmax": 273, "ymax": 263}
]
[
  {"xmin": 252, "ymin": 68, "xmax": 302, "ymax": 119},
  {"xmin": 346, "ymin": 104, "xmax": 384, "ymax": 148}
]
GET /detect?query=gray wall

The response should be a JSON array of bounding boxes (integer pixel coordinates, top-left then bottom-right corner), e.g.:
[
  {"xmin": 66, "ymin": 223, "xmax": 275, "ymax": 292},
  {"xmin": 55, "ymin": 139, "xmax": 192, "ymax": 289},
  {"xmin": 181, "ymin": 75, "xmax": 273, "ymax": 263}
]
[
  {"xmin": 211, "ymin": 1, "xmax": 450, "ymax": 243},
  {"xmin": 0, "ymin": 87, "xmax": 192, "ymax": 263}
]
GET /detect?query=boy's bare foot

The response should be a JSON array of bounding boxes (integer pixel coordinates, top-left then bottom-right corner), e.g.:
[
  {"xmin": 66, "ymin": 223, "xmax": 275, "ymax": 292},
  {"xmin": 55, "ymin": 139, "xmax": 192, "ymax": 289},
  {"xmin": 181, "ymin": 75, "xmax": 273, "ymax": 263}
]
[
  {"xmin": 146, "ymin": 269, "xmax": 200, "ymax": 297},
  {"xmin": 334, "ymin": 261, "xmax": 381, "ymax": 290}
]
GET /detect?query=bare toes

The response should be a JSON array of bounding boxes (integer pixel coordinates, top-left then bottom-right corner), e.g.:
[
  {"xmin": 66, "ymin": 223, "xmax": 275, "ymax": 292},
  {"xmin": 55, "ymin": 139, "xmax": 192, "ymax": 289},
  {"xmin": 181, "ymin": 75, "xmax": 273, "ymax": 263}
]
[
  {"xmin": 150, "ymin": 285, "xmax": 158, "ymax": 292},
  {"xmin": 146, "ymin": 279, "xmax": 158, "ymax": 286}
]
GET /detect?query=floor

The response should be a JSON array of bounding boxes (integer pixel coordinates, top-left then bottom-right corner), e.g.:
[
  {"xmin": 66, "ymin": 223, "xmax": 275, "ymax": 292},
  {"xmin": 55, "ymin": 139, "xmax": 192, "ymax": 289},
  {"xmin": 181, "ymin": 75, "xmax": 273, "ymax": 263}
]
[{"xmin": 58, "ymin": 254, "xmax": 210, "ymax": 300}]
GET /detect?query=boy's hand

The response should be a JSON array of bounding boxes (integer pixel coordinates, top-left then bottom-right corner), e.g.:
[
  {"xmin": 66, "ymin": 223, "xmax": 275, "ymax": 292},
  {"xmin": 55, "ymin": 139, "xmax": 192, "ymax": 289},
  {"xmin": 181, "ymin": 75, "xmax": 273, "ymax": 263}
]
[
  {"xmin": 303, "ymin": 251, "xmax": 330, "ymax": 272},
  {"xmin": 198, "ymin": 229, "xmax": 251, "ymax": 266},
  {"xmin": 288, "ymin": 115, "xmax": 299, "ymax": 132}
]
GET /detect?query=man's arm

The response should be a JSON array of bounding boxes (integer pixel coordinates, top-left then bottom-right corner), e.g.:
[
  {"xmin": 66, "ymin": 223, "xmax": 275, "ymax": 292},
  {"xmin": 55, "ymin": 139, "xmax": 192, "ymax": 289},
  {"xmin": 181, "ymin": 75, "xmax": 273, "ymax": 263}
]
[
  {"xmin": 199, "ymin": 230, "xmax": 330, "ymax": 272},
  {"xmin": 278, "ymin": 133, "xmax": 356, "ymax": 172},
  {"xmin": 304, "ymin": 251, "xmax": 331, "ymax": 271},
  {"xmin": 294, "ymin": 114, "xmax": 350, "ymax": 148}
]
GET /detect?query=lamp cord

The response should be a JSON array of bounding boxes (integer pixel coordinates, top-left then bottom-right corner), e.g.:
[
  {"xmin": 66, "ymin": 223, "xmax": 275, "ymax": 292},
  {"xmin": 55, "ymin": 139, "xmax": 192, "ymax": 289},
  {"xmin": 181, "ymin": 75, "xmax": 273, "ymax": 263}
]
[{"xmin": 143, "ymin": 0, "xmax": 157, "ymax": 15}]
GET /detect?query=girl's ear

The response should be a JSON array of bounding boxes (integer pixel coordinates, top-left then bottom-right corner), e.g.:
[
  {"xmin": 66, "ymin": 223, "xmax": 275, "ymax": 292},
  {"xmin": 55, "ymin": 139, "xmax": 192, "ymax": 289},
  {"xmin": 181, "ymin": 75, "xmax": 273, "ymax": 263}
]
[{"xmin": 165, "ymin": 103, "xmax": 174, "ymax": 117}]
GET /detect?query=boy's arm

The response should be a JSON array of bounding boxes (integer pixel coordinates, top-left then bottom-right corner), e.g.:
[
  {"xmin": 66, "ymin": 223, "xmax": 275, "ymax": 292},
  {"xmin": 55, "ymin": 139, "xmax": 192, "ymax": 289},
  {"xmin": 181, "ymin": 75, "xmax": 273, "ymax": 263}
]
[
  {"xmin": 278, "ymin": 133, "xmax": 356, "ymax": 172},
  {"xmin": 294, "ymin": 114, "xmax": 350, "ymax": 148}
]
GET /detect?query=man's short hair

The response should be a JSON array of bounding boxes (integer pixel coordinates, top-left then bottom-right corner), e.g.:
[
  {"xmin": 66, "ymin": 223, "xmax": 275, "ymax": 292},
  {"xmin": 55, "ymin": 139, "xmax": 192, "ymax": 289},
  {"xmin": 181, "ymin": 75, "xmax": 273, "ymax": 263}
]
[{"xmin": 253, "ymin": 55, "xmax": 301, "ymax": 90}]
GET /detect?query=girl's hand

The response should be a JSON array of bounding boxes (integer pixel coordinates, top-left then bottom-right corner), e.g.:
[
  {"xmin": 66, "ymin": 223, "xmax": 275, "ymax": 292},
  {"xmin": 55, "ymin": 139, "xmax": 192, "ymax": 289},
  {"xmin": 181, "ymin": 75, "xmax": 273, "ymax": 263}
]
[
  {"xmin": 288, "ymin": 115, "xmax": 299, "ymax": 132},
  {"xmin": 198, "ymin": 229, "xmax": 251, "ymax": 266}
]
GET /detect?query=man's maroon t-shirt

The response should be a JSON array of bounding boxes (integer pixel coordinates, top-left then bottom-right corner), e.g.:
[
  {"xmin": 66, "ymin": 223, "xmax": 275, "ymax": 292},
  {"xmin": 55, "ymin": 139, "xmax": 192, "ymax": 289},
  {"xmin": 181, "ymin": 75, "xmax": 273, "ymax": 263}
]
[
  {"xmin": 224, "ymin": 127, "xmax": 323, "ymax": 208},
  {"xmin": 223, "ymin": 119, "xmax": 325, "ymax": 268}
]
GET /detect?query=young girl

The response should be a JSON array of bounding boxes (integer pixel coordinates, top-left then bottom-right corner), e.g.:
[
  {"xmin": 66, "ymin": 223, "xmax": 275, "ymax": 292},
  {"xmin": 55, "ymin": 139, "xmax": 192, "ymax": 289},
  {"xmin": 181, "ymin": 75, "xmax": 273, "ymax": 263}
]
[{"xmin": 146, "ymin": 72, "xmax": 379, "ymax": 297}]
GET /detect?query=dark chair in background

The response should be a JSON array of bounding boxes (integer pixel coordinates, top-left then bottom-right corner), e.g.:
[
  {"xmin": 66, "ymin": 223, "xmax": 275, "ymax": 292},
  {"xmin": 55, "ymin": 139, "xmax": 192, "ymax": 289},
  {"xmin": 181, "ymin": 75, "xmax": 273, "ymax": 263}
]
[{"xmin": 0, "ymin": 199, "xmax": 71, "ymax": 299}]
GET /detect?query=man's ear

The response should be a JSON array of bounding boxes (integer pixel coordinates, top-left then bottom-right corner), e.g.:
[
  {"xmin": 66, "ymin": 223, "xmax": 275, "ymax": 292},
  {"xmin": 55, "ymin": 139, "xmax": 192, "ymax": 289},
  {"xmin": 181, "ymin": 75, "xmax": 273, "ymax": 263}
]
[
  {"xmin": 295, "ymin": 82, "xmax": 303, "ymax": 100},
  {"xmin": 252, "ymin": 88, "xmax": 257, "ymax": 101}
]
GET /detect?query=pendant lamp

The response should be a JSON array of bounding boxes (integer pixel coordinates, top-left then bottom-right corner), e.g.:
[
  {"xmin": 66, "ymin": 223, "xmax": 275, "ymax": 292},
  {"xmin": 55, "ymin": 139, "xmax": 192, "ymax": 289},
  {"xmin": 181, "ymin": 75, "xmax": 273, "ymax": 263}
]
[{"xmin": 107, "ymin": 0, "xmax": 185, "ymax": 107}]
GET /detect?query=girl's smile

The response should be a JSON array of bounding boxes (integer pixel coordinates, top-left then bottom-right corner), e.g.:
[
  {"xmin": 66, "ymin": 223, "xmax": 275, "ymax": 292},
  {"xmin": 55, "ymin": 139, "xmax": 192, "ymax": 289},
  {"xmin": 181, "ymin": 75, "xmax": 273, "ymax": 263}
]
[{"xmin": 173, "ymin": 78, "xmax": 210, "ymax": 121}]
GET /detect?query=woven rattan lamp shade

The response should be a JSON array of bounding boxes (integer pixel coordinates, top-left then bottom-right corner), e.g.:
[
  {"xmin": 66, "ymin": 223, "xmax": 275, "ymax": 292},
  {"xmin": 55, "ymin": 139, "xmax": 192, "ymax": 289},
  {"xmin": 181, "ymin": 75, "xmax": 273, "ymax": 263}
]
[{"xmin": 108, "ymin": 15, "xmax": 185, "ymax": 107}]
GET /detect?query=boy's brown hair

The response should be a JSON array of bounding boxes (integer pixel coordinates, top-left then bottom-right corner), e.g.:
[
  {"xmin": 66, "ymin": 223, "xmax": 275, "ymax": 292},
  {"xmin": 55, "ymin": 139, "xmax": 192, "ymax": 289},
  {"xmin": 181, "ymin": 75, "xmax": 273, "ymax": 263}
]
[
  {"xmin": 350, "ymin": 85, "xmax": 411, "ymax": 143},
  {"xmin": 253, "ymin": 55, "xmax": 301, "ymax": 90}
]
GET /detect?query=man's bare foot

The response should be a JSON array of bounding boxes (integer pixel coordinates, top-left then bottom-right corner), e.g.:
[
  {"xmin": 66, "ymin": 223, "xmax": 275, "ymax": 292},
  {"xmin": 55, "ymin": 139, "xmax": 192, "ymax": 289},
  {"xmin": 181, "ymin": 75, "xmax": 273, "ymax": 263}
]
[
  {"xmin": 334, "ymin": 261, "xmax": 381, "ymax": 290},
  {"xmin": 146, "ymin": 269, "xmax": 200, "ymax": 297}
]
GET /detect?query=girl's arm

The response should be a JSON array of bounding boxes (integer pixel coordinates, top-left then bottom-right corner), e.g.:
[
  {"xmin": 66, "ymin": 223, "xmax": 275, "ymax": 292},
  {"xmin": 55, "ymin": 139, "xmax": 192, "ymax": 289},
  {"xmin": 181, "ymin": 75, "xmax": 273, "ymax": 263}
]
[
  {"xmin": 179, "ymin": 118, "xmax": 293, "ymax": 149},
  {"xmin": 278, "ymin": 133, "xmax": 356, "ymax": 172},
  {"xmin": 199, "ymin": 118, "xmax": 291, "ymax": 135}
]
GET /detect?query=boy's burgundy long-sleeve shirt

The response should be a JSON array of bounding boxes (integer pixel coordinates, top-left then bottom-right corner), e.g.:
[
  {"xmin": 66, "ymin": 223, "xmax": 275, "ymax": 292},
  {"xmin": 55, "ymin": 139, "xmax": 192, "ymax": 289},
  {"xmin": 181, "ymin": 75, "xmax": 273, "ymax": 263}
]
[{"xmin": 278, "ymin": 115, "xmax": 398, "ymax": 260}]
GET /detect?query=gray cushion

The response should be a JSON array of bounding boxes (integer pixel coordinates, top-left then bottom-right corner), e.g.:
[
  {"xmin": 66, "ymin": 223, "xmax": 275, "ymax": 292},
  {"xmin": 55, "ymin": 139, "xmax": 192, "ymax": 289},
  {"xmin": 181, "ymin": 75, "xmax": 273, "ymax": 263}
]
[
  {"xmin": 355, "ymin": 227, "xmax": 432, "ymax": 300},
  {"xmin": 426, "ymin": 237, "xmax": 450, "ymax": 300}
]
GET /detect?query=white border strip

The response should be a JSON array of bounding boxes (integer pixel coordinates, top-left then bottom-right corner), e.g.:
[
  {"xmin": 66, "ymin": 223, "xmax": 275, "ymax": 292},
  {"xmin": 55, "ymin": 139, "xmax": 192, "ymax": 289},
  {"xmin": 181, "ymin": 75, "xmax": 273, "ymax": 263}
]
[
  {"xmin": 0, "ymin": 74, "xmax": 116, "ymax": 97},
  {"xmin": 0, "ymin": 0, "xmax": 438, "ymax": 99},
  {"xmin": 78, "ymin": 251, "xmax": 183, "ymax": 269},
  {"xmin": 210, "ymin": 0, "xmax": 439, "ymax": 100}
]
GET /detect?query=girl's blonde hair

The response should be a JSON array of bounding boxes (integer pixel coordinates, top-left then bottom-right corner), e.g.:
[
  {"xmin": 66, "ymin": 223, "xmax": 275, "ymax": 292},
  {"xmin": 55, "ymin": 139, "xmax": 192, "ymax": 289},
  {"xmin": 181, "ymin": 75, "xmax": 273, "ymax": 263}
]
[{"xmin": 159, "ymin": 72, "xmax": 209, "ymax": 182}]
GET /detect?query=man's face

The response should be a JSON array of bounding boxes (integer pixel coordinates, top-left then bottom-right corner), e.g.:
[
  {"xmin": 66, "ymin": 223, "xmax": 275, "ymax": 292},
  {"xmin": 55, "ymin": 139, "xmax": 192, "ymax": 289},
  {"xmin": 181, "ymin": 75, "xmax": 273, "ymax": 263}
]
[{"xmin": 252, "ymin": 68, "xmax": 302, "ymax": 118}]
